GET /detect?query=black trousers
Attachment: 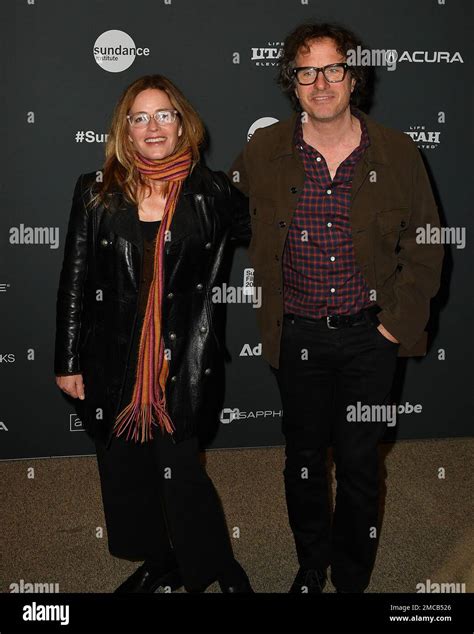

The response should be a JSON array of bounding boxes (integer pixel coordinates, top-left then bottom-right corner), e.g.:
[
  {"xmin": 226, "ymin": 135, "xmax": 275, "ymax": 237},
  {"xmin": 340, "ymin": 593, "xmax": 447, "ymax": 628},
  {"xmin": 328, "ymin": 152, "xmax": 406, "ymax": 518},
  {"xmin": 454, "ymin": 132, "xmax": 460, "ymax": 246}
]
[
  {"xmin": 94, "ymin": 425, "xmax": 240, "ymax": 592},
  {"xmin": 272, "ymin": 311, "xmax": 399, "ymax": 591}
]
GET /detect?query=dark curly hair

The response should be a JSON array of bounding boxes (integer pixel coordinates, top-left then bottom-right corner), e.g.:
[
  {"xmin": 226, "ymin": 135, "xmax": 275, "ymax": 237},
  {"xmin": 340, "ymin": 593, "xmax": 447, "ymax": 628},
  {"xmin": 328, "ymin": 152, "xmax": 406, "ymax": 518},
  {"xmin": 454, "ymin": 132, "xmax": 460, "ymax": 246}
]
[{"xmin": 278, "ymin": 22, "xmax": 370, "ymax": 111}]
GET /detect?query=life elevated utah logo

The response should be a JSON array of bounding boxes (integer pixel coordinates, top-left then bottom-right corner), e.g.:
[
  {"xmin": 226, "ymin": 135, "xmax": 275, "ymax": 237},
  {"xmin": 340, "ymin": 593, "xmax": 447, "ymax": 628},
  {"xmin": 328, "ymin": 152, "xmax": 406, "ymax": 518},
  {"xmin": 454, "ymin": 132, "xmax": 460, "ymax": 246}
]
[
  {"xmin": 93, "ymin": 30, "xmax": 150, "ymax": 72},
  {"xmin": 251, "ymin": 41, "xmax": 284, "ymax": 67},
  {"xmin": 405, "ymin": 115, "xmax": 444, "ymax": 150}
]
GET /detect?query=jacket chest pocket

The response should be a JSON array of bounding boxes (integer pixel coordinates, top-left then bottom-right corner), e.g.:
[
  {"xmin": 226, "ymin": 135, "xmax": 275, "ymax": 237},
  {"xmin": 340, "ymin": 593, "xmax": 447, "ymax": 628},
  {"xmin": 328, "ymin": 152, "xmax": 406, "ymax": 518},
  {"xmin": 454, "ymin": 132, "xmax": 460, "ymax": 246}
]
[
  {"xmin": 97, "ymin": 234, "xmax": 140, "ymax": 293},
  {"xmin": 376, "ymin": 207, "xmax": 410, "ymax": 236},
  {"xmin": 165, "ymin": 232, "xmax": 194, "ymax": 255}
]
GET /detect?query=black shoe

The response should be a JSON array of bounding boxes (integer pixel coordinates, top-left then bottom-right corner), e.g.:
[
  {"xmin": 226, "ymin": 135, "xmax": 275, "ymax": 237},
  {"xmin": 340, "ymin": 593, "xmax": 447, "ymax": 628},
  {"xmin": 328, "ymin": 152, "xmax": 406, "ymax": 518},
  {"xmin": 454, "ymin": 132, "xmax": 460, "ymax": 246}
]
[
  {"xmin": 218, "ymin": 564, "xmax": 254, "ymax": 593},
  {"xmin": 218, "ymin": 577, "xmax": 254, "ymax": 593},
  {"xmin": 289, "ymin": 568, "xmax": 327, "ymax": 593},
  {"xmin": 114, "ymin": 562, "xmax": 183, "ymax": 593}
]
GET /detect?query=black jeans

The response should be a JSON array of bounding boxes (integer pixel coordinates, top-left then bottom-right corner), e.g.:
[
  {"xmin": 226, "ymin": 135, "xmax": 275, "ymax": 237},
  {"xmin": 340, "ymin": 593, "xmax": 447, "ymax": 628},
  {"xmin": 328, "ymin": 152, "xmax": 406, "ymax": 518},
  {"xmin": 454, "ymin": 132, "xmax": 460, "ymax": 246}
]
[
  {"xmin": 272, "ymin": 311, "xmax": 399, "ymax": 591},
  {"xmin": 94, "ymin": 429, "xmax": 241, "ymax": 592}
]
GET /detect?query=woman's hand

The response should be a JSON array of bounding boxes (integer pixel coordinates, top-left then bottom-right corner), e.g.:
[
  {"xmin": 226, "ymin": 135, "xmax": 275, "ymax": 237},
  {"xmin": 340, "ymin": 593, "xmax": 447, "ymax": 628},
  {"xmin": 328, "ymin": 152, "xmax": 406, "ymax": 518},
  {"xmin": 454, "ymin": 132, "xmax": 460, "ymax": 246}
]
[{"xmin": 55, "ymin": 374, "xmax": 85, "ymax": 400}]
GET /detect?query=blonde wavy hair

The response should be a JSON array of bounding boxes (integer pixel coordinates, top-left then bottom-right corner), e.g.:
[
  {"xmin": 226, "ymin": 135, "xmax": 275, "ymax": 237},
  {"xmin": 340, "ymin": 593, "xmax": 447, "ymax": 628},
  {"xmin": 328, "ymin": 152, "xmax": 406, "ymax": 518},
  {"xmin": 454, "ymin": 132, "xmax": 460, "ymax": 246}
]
[{"xmin": 89, "ymin": 74, "xmax": 205, "ymax": 209}]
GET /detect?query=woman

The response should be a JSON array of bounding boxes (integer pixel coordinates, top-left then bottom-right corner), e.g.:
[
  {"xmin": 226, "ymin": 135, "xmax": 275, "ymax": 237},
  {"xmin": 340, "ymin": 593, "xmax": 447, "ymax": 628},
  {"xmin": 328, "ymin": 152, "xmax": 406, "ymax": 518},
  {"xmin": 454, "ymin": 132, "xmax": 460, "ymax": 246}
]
[{"xmin": 54, "ymin": 75, "xmax": 252, "ymax": 593}]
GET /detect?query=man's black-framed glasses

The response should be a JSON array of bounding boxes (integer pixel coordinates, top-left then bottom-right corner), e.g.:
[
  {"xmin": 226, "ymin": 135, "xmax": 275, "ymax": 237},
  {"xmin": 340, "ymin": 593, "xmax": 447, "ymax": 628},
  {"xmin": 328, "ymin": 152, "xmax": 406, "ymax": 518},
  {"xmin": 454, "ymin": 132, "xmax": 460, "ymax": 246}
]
[{"xmin": 293, "ymin": 63, "xmax": 349, "ymax": 85}]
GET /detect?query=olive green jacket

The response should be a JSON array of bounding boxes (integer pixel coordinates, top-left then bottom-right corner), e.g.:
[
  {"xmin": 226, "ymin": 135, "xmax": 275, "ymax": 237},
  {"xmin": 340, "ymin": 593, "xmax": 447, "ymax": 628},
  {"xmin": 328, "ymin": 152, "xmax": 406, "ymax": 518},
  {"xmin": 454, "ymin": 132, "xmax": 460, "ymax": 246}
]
[{"xmin": 230, "ymin": 109, "xmax": 444, "ymax": 368}]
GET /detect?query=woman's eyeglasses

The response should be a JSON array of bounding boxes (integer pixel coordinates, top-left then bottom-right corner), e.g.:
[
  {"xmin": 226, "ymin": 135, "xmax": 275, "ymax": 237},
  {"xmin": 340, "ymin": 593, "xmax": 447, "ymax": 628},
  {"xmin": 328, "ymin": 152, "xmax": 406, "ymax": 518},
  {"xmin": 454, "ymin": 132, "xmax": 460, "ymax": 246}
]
[{"xmin": 127, "ymin": 109, "xmax": 179, "ymax": 127}]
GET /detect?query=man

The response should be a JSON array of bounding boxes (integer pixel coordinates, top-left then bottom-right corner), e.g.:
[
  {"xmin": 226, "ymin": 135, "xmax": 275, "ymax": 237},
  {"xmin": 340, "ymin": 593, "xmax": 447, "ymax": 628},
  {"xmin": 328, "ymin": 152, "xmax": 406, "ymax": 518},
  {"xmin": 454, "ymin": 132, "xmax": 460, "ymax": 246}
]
[{"xmin": 231, "ymin": 23, "xmax": 443, "ymax": 593}]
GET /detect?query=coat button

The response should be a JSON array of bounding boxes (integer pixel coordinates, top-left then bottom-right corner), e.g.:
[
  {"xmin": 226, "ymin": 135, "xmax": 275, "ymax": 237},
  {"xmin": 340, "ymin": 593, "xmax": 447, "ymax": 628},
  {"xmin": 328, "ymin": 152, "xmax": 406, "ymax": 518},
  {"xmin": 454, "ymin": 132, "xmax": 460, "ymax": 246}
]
[
  {"xmin": 170, "ymin": 375, "xmax": 177, "ymax": 382},
  {"xmin": 279, "ymin": 221, "xmax": 286, "ymax": 228},
  {"xmin": 167, "ymin": 292, "xmax": 174, "ymax": 299},
  {"xmin": 400, "ymin": 220, "xmax": 406, "ymax": 228},
  {"xmin": 204, "ymin": 368, "xmax": 212, "ymax": 375},
  {"xmin": 290, "ymin": 186, "xmax": 298, "ymax": 194},
  {"xmin": 205, "ymin": 242, "xmax": 212, "ymax": 249},
  {"xmin": 100, "ymin": 238, "xmax": 108, "ymax": 247},
  {"xmin": 169, "ymin": 332, "xmax": 176, "ymax": 340},
  {"xmin": 196, "ymin": 283, "xmax": 203, "ymax": 290},
  {"xmin": 200, "ymin": 326, "xmax": 207, "ymax": 333}
]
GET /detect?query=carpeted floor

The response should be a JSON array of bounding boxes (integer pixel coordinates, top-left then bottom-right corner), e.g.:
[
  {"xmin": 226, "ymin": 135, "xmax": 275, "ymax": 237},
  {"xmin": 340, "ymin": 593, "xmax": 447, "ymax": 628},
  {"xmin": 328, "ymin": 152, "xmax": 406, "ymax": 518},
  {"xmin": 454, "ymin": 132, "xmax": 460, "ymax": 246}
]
[{"xmin": 1, "ymin": 438, "xmax": 473, "ymax": 594}]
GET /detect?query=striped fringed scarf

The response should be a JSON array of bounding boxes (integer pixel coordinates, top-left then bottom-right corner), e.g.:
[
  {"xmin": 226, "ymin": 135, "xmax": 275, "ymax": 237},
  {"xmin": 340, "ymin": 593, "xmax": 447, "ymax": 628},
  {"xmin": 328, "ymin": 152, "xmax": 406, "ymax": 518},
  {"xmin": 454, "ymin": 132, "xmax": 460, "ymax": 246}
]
[{"xmin": 112, "ymin": 145, "xmax": 193, "ymax": 443}]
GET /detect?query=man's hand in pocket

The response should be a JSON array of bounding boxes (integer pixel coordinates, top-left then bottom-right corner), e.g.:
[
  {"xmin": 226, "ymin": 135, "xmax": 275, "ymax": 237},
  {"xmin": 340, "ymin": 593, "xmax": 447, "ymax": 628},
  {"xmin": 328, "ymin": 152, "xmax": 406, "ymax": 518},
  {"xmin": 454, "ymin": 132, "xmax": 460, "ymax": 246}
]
[{"xmin": 377, "ymin": 323, "xmax": 399, "ymax": 344}]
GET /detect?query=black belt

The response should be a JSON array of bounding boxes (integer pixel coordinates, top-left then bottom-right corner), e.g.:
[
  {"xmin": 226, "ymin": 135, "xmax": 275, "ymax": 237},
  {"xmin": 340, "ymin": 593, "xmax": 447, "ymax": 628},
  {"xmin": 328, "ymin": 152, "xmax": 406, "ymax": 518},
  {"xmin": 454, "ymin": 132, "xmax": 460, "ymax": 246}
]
[{"xmin": 285, "ymin": 304, "xmax": 381, "ymax": 330}]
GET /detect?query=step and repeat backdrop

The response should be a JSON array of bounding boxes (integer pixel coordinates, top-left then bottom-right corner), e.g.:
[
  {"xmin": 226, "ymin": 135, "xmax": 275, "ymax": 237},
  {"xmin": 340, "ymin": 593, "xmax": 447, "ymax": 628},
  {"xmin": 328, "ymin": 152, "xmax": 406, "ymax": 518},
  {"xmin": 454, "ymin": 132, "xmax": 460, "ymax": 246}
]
[{"xmin": 1, "ymin": 0, "xmax": 472, "ymax": 459}]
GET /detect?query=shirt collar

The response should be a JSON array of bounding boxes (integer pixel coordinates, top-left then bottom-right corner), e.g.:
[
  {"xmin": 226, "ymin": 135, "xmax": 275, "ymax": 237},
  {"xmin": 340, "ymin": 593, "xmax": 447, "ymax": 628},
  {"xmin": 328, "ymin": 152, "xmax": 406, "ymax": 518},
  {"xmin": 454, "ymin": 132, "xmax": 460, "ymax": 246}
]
[{"xmin": 293, "ymin": 105, "xmax": 371, "ymax": 159}]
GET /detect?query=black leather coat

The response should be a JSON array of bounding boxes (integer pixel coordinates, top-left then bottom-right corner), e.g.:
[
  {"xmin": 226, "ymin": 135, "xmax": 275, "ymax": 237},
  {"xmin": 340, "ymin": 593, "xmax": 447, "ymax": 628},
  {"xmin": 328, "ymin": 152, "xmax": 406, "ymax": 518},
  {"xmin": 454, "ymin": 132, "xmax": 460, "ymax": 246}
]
[{"xmin": 54, "ymin": 164, "xmax": 250, "ymax": 449}]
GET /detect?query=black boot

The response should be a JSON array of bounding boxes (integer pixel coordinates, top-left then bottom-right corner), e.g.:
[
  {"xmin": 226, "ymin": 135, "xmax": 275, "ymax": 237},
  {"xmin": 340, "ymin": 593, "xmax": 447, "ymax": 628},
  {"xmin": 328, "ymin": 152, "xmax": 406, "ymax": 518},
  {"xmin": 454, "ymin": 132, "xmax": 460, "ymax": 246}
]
[
  {"xmin": 289, "ymin": 568, "xmax": 327, "ymax": 593},
  {"xmin": 217, "ymin": 560, "xmax": 254, "ymax": 593},
  {"xmin": 114, "ymin": 557, "xmax": 182, "ymax": 593}
]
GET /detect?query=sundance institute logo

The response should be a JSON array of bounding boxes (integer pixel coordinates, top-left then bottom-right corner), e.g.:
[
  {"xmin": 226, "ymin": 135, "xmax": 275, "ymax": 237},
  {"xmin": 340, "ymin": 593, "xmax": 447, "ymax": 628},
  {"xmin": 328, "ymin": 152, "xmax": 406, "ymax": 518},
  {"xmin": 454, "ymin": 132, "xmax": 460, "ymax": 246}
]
[
  {"xmin": 93, "ymin": 30, "xmax": 150, "ymax": 72},
  {"xmin": 247, "ymin": 117, "xmax": 279, "ymax": 142}
]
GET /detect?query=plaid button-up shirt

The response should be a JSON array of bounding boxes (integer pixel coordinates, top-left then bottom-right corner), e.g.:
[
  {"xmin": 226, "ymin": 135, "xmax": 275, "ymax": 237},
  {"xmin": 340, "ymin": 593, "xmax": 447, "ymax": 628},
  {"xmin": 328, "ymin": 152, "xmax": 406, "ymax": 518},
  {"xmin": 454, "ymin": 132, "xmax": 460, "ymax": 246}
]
[{"xmin": 282, "ymin": 108, "xmax": 375, "ymax": 318}]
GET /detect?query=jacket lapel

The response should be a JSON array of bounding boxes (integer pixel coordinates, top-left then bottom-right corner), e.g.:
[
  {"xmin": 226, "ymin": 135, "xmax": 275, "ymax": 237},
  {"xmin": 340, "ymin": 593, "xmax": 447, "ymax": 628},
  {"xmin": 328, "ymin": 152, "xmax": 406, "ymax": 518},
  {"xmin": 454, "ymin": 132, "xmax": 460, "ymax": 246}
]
[
  {"xmin": 109, "ymin": 196, "xmax": 143, "ymax": 257},
  {"xmin": 269, "ymin": 113, "xmax": 305, "ymax": 226},
  {"xmin": 351, "ymin": 109, "xmax": 390, "ymax": 214}
]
